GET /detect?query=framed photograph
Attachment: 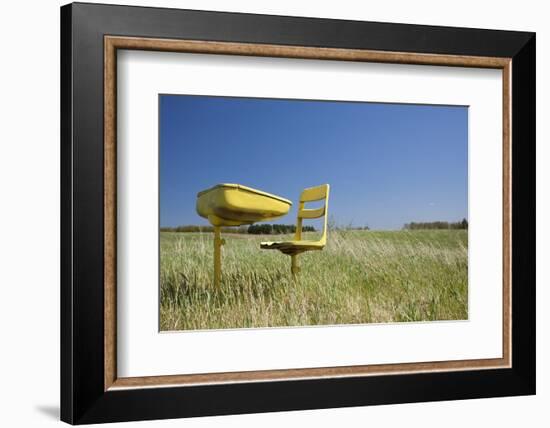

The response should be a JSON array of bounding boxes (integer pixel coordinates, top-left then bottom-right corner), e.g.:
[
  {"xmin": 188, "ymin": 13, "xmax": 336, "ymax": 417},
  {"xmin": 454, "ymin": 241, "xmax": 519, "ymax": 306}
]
[{"xmin": 60, "ymin": 2, "xmax": 535, "ymax": 424}]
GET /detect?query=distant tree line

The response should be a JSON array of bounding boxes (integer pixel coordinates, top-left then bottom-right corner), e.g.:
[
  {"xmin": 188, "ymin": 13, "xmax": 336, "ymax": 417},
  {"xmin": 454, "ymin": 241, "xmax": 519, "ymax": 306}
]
[
  {"xmin": 160, "ymin": 225, "xmax": 248, "ymax": 234},
  {"xmin": 160, "ymin": 224, "xmax": 316, "ymax": 235},
  {"xmin": 247, "ymin": 224, "xmax": 315, "ymax": 235},
  {"xmin": 403, "ymin": 219, "xmax": 468, "ymax": 230}
]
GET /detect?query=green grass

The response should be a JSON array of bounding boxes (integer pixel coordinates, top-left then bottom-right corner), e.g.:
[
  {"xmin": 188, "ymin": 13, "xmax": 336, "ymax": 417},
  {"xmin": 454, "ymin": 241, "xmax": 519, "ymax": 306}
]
[{"xmin": 160, "ymin": 230, "xmax": 468, "ymax": 331}]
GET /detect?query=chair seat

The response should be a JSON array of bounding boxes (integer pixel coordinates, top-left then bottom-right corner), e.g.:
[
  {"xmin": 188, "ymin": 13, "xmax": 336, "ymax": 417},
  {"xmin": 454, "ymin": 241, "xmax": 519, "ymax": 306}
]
[{"xmin": 260, "ymin": 240, "xmax": 325, "ymax": 255}]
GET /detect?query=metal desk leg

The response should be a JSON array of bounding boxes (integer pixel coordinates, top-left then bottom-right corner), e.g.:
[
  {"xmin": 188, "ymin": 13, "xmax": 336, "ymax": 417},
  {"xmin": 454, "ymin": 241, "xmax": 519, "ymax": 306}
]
[{"xmin": 213, "ymin": 226, "xmax": 224, "ymax": 289}]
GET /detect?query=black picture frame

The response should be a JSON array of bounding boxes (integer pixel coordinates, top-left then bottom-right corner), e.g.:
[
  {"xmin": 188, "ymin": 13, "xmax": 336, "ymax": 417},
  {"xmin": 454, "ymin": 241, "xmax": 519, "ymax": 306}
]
[{"xmin": 61, "ymin": 2, "xmax": 535, "ymax": 424}]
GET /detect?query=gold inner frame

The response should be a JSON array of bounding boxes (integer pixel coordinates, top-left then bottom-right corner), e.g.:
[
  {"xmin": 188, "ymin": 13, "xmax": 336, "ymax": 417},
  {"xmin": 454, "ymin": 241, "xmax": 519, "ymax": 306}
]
[{"xmin": 104, "ymin": 35, "xmax": 512, "ymax": 391}]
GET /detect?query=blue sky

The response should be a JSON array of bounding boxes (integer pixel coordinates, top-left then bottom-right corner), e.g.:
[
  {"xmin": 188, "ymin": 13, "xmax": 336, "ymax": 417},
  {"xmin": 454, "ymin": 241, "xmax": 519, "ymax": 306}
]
[{"xmin": 160, "ymin": 95, "xmax": 468, "ymax": 230}]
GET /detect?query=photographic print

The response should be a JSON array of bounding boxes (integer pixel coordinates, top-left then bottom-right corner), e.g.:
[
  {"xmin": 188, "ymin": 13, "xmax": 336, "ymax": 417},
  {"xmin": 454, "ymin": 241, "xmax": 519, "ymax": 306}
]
[
  {"xmin": 62, "ymin": 6, "xmax": 535, "ymax": 422},
  {"xmin": 159, "ymin": 95, "xmax": 469, "ymax": 331}
]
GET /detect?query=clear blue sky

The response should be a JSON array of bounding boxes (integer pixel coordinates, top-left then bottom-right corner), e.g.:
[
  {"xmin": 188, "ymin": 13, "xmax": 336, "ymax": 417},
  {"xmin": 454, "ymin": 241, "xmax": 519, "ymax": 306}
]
[{"xmin": 160, "ymin": 95, "xmax": 468, "ymax": 230}]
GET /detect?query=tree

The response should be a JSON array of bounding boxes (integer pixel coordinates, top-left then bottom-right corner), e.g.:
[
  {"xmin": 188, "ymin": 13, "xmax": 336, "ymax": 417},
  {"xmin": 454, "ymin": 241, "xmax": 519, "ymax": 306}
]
[{"xmin": 403, "ymin": 220, "xmax": 468, "ymax": 230}]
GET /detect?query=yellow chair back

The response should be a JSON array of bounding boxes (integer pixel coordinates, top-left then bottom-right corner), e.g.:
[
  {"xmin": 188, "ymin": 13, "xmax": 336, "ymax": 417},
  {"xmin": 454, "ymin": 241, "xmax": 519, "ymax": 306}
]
[{"xmin": 295, "ymin": 184, "xmax": 330, "ymax": 245}]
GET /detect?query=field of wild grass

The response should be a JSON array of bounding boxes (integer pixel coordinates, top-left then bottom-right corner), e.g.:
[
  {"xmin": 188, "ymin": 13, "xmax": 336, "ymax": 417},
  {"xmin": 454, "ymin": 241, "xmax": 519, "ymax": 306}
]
[{"xmin": 160, "ymin": 230, "xmax": 468, "ymax": 331}]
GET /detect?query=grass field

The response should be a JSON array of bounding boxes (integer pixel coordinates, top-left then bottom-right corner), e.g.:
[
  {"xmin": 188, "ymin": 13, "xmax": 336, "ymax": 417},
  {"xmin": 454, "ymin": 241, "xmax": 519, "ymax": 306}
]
[{"xmin": 160, "ymin": 230, "xmax": 468, "ymax": 331}]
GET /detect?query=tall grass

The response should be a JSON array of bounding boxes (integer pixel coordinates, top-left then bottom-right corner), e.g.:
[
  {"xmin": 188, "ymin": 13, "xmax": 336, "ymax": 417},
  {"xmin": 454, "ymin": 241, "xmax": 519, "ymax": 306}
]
[{"xmin": 160, "ymin": 230, "xmax": 468, "ymax": 331}]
